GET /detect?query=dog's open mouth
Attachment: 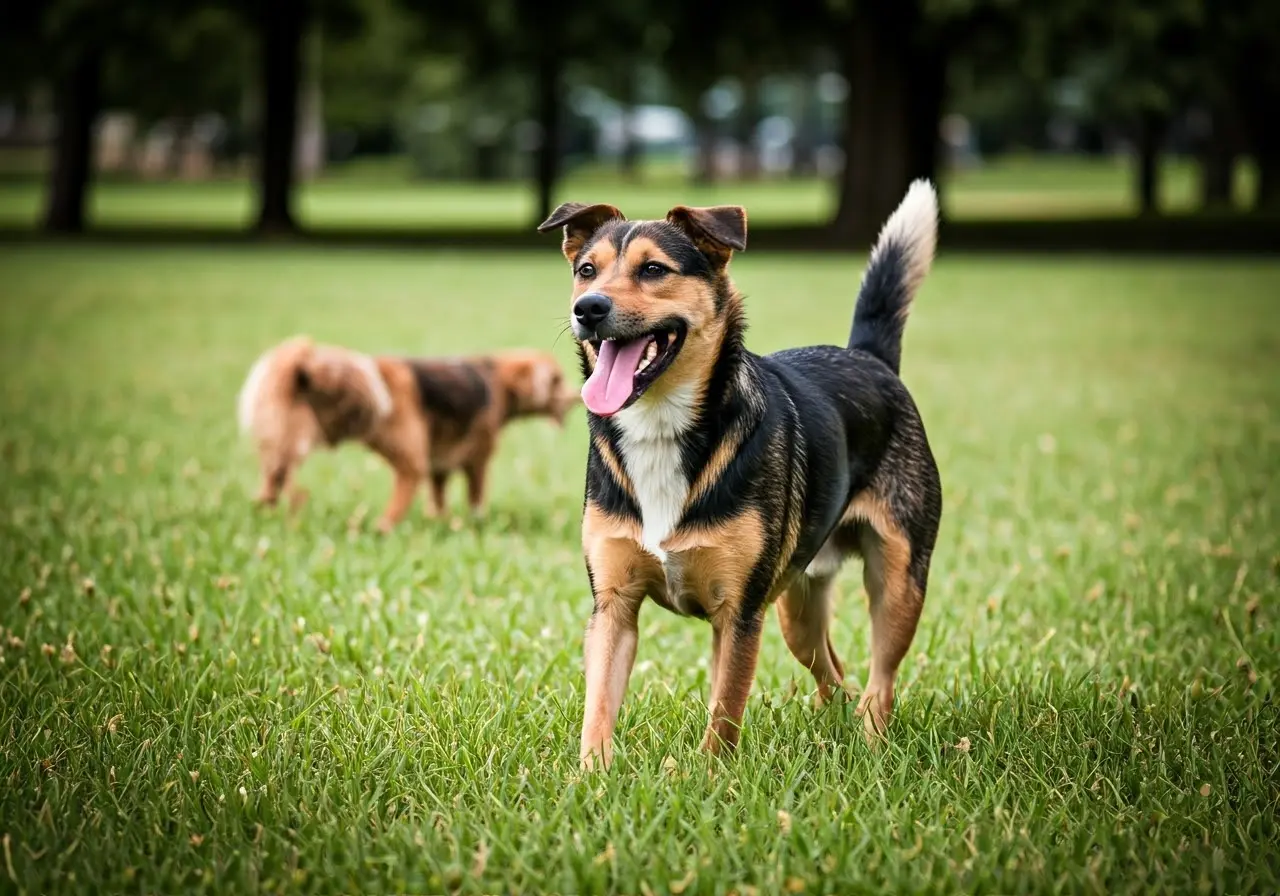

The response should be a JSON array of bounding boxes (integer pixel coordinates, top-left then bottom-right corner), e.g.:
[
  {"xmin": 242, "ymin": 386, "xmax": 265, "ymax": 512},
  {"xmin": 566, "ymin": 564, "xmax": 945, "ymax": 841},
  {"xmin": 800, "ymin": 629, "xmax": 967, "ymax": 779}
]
[{"xmin": 582, "ymin": 325, "xmax": 685, "ymax": 416}]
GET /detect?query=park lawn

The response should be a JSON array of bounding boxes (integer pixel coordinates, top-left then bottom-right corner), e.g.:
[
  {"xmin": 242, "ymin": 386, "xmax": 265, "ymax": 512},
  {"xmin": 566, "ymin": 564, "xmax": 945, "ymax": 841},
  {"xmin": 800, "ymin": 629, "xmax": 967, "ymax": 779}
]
[
  {"xmin": 0, "ymin": 244, "xmax": 1277, "ymax": 894},
  {"xmin": 0, "ymin": 154, "xmax": 1258, "ymax": 231}
]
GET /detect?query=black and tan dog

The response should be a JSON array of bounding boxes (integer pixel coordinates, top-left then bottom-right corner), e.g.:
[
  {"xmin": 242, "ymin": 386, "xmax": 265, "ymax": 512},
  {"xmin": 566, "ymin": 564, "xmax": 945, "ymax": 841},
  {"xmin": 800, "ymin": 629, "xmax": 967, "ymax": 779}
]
[
  {"xmin": 237, "ymin": 337, "xmax": 579, "ymax": 531},
  {"xmin": 537, "ymin": 181, "xmax": 943, "ymax": 767}
]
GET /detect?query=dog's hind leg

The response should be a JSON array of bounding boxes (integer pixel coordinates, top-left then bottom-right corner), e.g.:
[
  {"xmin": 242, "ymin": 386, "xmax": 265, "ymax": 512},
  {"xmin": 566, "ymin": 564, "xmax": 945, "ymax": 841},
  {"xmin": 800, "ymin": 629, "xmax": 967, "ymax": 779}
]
[
  {"xmin": 777, "ymin": 573, "xmax": 846, "ymax": 705},
  {"xmin": 427, "ymin": 472, "xmax": 449, "ymax": 517},
  {"xmin": 463, "ymin": 449, "xmax": 493, "ymax": 516},
  {"xmin": 255, "ymin": 446, "xmax": 293, "ymax": 507},
  {"xmin": 855, "ymin": 511, "xmax": 924, "ymax": 742}
]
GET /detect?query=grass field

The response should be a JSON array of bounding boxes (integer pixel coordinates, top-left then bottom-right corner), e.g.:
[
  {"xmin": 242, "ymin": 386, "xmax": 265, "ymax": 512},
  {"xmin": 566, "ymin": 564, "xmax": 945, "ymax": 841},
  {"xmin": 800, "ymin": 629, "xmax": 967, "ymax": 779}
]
[
  {"xmin": 0, "ymin": 155, "xmax": 1260, "ymax": 231},
  {"xmin": 0, "ymin": 244, "xmax": 1277, "ymax": 894}
]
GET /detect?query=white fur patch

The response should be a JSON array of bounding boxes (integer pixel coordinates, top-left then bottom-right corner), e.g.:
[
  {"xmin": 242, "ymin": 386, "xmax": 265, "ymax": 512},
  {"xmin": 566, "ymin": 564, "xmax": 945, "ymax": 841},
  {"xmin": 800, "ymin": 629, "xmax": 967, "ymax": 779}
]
[
  {"xmin": 804, "ymin": 537, "xmax": 845, "ymax": 579},
  {"xmin": 868, "ymin": 178, "xmax": 938, "ymax": 315},
  {"xmin": 236, "ymin": 350, "xmax": 274, "ymax": 434},
  {"xmin": 614, "ymin": 383, "xmax": 698, "ymax": 562},
  {"xmin": 350, "ymin": 354, "xmax": 394, "ymax": 420}
]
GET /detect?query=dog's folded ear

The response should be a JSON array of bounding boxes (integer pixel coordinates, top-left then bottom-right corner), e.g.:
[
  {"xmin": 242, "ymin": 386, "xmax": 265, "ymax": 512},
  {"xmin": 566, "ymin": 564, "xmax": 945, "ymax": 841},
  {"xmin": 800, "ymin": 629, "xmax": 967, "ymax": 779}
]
[
  {"xmin": 665, "ymin": 205, "xmax": 748, "ymax": 268},
  {"xmin": 537, "ymin": 202, "xmax": 626, "ymax": 261}
]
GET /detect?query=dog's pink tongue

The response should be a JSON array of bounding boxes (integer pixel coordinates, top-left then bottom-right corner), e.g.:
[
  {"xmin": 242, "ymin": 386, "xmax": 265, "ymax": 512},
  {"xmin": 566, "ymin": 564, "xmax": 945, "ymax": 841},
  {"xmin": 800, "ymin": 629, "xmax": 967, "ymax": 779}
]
[{"xmin": 582, "ymin": 338, "xmax": 647, "ymax": 416}]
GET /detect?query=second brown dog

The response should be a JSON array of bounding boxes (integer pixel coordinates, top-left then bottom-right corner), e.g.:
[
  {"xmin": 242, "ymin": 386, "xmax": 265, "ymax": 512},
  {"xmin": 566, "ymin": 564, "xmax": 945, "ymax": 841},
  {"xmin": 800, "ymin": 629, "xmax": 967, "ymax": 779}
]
[{"xmin": 237, "ymin": 336, "xmax": 579, "ymax": 531}]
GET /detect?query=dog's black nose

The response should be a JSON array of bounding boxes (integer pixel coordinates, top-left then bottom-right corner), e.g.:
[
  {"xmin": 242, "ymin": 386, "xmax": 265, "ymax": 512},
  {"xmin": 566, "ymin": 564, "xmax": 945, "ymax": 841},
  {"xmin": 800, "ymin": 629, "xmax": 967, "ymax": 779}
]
[{"xmin": 573, "ymin": 293, "xmax": 612, "ymax": 329}]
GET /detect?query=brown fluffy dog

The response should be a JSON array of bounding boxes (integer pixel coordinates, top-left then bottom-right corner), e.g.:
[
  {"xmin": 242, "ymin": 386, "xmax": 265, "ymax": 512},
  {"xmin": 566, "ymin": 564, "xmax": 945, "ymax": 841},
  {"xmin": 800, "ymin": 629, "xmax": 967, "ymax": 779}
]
[{"xmin": 237, "ymin": 336, "xmax": 579, "ymax": 531}]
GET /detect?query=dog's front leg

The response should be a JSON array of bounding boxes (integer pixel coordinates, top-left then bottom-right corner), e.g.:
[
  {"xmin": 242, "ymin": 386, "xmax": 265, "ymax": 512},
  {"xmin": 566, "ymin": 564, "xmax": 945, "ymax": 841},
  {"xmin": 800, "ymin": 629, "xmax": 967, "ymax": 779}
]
[
  {"xmin": 579, "ymin": 592, "xmax": 642, "ymax": 770},
  {"xmin": 377, "ymin": 466, "xmax": 422, "ymax": 533},
  {"xmin": 702, "ymin": 608, "xmax": 765, "ymax": 756}
]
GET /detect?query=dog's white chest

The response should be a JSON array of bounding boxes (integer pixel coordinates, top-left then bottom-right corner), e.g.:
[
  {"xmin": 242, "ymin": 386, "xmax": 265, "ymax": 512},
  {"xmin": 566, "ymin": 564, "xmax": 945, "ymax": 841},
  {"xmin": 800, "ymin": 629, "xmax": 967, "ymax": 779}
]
[{"xmin": 614, "ymin": 386, "xmax": 696, "ymax": 562}]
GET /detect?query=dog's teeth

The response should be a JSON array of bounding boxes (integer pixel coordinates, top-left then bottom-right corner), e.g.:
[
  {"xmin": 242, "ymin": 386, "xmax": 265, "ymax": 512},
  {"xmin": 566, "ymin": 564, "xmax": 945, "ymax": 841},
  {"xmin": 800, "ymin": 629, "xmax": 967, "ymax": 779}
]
[{"xmin": 644, "ymin": 341, "xmax": 658, "ymax": 361}]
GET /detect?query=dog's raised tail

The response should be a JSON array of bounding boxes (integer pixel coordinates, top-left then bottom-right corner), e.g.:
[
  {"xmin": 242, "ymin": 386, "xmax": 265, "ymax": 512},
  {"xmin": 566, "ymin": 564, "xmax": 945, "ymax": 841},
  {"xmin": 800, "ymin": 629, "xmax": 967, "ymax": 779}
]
[
  {"xmin": 848, "ymin": 179, "xmax": 938, "ymax": 375},
  {"xmin": 237, "ymin": 335, "xmax": 313, "ymax": 436}
]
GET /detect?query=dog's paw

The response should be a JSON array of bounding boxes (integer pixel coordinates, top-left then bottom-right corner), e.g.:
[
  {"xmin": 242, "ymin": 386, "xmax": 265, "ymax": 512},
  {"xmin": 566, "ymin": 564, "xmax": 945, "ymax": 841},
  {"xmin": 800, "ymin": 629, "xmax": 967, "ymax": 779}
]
[
  {"xmin": 375, "ymin": 517, "xmax": 397, "ymax": 535},
  {"xmin": 856, "ymin": 690, "xmax": 892, "ymax": 746},
  {"xmin": 814, "ymin": 681, "xmax": 853, "ymax": 710},
  {"xmin": 579, "ymin": 743, "xmax": 613, "ymax": 772}
]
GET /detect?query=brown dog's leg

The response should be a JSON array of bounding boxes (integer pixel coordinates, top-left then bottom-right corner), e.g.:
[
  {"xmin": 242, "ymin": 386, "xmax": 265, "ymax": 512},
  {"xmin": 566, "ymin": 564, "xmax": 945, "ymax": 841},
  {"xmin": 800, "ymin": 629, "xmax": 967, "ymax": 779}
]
[
  {"xmin": 857, "ymin": 522, "xmax": 922, "ymax": 740},
  {"xmin": 256, "ymin": 447, "xmax": 293, "ymax": 507},
  {"xmin": 377, "ymin": 465, "xmax": 422, "ymax": 533},
  {"xmin": 777, "ymin": 574, "xmax": 846, "ymax": 704},
  {"xmin": 287, "ymin": 484, "xmax": 310, "ymax": 513},
  {"xmin": 428, "ymin": 472, "xmax": 448, "ymax": 517},
  {"xmin": 701, "ymin": 611, "xmax": 765, "ymax": 756},
  {"xmin": 464, "ymin": 455, "xmax": 490, "ymax": 516}
]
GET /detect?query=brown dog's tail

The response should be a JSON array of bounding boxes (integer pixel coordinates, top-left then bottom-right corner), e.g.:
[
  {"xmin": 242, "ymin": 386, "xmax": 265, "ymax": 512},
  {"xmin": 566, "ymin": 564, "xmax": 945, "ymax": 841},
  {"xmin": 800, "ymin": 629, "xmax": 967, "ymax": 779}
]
[
  {"xmin": 237, "ymin": 335, "xmax": 315, "ymax": 441},
  {"xmin": 848, "ymin": 179, "xmax": 938, "ymax": 375}
]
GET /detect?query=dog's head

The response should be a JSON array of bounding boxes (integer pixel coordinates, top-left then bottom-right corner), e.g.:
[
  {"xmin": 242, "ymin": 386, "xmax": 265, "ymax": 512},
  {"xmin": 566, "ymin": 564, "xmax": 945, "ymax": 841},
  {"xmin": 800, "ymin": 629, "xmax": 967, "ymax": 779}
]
[
  {"xmin": 494, "ymin": 351, "xmax": 580, "ymax": 426},
  {"xmin": 537, "ymin": 202, "xmax": 747, "ymax": 417}
]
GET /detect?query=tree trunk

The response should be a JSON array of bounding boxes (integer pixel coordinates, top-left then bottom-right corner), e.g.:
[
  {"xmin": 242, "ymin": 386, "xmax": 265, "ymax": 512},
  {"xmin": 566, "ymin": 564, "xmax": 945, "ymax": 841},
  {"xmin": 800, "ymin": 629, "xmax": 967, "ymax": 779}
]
[
  {"xmin": 734, "ymin": 74, "xmax": 761, "ymax": 180},
  {"xmin": 44, "ymin": 49, "xmax": 102, "ymax": 234},
  {"xmin": 1200, "ymin": 141, "xmax": 1234, "ymax": 209},
  {"xmin": 474, "ymin": 141, "xmax": 500, "ymax": 181},
  {"xmin": 692, "ymin": 103, "xmax": 717, "ymax": 185},
  {"xmin": 533, "ymin": 49, "xmax": 563, "ymax": 227},
  {"xmin": 256, "ymin": 0, "xmax": 308, "ymax": 235},
  {"xmin": 1134, "ymin": 113, "xmax": 1161, "ymax": 216},
  {"xmin": 831, "ymin": 6, "xmax": 946, "ymax": 246},
  {"xmin": 1257, "ymin": 150, "xmax": 1280, "ymax": 211},
  {"xmin": 1231, "ymin": 76, "xmax": 1280, "ymax": 212},
  {"xmin": 789, "ymin": 73, "xmax": 819, "ymax": 179},
  {"xmin": 619, "ymin": 68, "xmax": 642, "ymax": 181}
]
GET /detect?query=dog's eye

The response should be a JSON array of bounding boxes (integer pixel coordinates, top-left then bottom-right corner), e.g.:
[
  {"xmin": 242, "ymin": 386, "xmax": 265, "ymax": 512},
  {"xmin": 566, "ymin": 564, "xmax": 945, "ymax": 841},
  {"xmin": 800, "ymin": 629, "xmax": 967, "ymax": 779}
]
[
  {"xmin": 640, "ymin": 262, "xmax": 669, "ymax": 279},
  {"xmin": 576, "ymin": 262, "xmax": 596, "ymax": 279}
]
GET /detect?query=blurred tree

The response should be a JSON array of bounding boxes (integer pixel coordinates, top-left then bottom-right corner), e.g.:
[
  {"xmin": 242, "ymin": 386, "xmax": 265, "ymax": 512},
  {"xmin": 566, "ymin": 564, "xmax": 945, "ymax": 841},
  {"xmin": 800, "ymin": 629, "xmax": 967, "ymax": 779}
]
[
  {"xmin": 1202, "ymin": 0, "xmax": 1280, "ymax": 211},
  {"xmin": 825, "ymin": 0, "xmax": 1021, "ymax": 244},
  {"xmin": 1065, "ymin": 0, "xmax": 1202, "ymax": 215},
  {"xmin": 321, "ymin": 0, "xmax": 422, "ymax": 156},
  {"xmin": 216, "ymin": 0, "xmax": 362, "ymax": 233},
  {"xmin": 104, "ymin": 7, "xmax": 250, "ymax": 173},
  {"xmin": 403, "ymin": 0, "xmax": 651, "ymax": 224},
  {"xmin": 0, "ymin": 0, "xmax": 221, "ymax": 232},
  {"xmin": 244, "ymin": 0, "xmax": 308, "ymax": 232},
  {"xmin": 660, "ymin": 0, "xmax": 820, "ymax": 184}
]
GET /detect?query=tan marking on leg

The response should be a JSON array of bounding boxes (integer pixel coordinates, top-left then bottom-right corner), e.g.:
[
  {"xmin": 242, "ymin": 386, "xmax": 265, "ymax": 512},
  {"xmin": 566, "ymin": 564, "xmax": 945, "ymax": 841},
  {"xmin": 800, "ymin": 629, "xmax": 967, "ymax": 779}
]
[
  {"xmin": 708, "ymin": 625, "xmax": 723, "ymax": 697},
  {"xmin": 777, "ymin": 574, "xmax": 846, "ymax": 704},
  {"xmin": 844, "ymin": 493, "xmax": 920, "ymax": 741},
  {"xmin": 661, "ymin": 509, "xmax": 774, "ymax": 755},
  {"xmin": 579, "ymin": 503, "xmax": 658, "ymax": 770},
  {"xmin": 702, "ymin": 614, "xmax": 765, "ymax": 755}
]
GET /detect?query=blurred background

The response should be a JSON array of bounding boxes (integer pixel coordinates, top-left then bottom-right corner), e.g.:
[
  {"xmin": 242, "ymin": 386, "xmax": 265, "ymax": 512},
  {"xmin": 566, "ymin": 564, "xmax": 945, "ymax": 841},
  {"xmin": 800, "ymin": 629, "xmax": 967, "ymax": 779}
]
[{"xmin": 0, "ymin": 0, "xmax": 1277, "ymax": 249}]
